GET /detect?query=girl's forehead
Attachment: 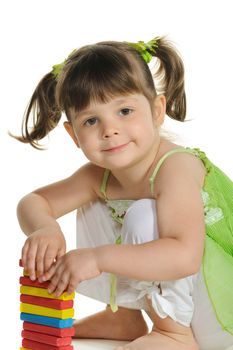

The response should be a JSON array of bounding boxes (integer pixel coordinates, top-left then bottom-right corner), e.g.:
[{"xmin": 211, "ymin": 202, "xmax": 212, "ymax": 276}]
[
  {"xmin": 94, "ymin": 94, "xmax": 141, "ymax": 106},
  {"xmin": 71, "ymin": 93, "xmax": 147, "ymax": 118}
]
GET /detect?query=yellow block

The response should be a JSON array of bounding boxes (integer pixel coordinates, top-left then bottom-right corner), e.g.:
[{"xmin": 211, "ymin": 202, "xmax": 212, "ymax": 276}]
[
  {"xmin": 20, "ymin": 302, "xmax": 74, "ymax": 319},
  {"xmin": 20, "ymin": 348, "xmax": 30, "ymax": 350},
  {"xmin": 20, "ymin": 285, "xmax": 75, "ymax": 300}
]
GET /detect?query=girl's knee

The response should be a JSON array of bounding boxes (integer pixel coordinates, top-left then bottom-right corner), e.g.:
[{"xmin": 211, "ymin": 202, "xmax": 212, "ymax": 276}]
[{"xmin": 121, "ymin": 199, "xmax": 159, "ymax": 244}]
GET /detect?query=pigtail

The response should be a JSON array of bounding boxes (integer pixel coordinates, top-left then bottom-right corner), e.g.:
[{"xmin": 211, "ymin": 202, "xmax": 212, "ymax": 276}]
[
  {"xmin": 11, "ymin": 72, "xmax": 62, "ymax": 149},
  {"xmin": 153, "ymin": 37, "xmax": 186, "ymax": 121}
]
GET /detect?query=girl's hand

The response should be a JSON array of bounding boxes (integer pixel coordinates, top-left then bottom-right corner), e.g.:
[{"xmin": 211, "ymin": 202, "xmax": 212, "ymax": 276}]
[
  {"xmin": 43, "ymin": 248, "xmax": 101, "ymax": 297},
  {"xmin": 21, "ymin": 225, "xmax": 66, "ymax": 281}
]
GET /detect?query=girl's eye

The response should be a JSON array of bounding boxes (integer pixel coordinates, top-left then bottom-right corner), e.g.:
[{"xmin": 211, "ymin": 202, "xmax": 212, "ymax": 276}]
[
  {"xmin": 84, "ymin": 117, "xmax": 98, "ymax": 126},
  {"xmin": 119, "ymin": 108, "xmax": 133, "ymax": 116}
]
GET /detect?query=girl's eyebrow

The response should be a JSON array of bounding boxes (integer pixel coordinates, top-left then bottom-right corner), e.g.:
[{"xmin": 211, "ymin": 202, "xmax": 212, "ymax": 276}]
[
  {"xmin": 75, "ymin": 97, "xmax": 139, "ymax": 119},
  {"xmin": 114, "ymin": 96, "xmax": 139, "ymax": 104}
]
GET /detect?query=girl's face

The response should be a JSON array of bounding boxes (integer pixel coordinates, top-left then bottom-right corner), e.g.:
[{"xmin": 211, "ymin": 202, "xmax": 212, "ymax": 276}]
[{"xmin": 65, "ymin": 93, "xmax": 165, "ymax": 170}]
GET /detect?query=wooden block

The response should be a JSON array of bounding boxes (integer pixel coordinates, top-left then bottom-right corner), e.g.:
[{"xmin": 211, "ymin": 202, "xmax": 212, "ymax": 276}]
[
  {"xmin": 20, "ymin": 276, "xmax": 50, "ymax": 289},
  {"xmin": 22, "ymin": 330, "xmax": 72, "ymax": 346},
  {"xmin": 20, "ymin": 285, "xmax": 75, "ymax": 300},
  {"xmin": 20, "ymin": 294, "xmax": 73, "ymax": 310},
  {"xmin": 20, "ymin": 313, "xmax": 73, "ymax": 328},
  {"xmin": 22, "ymin": 338, "xmax": 73, "ymax": 350},
  {"xmin": 23, "ymin": 321, "xmax": 75, "ymax": 337},
  {"xmin": 20, "ymin": 303, "xmax": 74, "ymax": 319},
  {"xmin": 23, "ymin": 270, "xmax": 29, "ymax": 277},
  {"xmin": 19, "ymin": 259, "xmax": 30, "ymax": 276}
]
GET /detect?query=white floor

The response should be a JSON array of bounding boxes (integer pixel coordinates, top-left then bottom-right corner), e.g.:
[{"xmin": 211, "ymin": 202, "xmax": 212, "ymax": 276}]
[
  {"xmin": 72, "ymin": 339, "xmax": 233, "ymax": 350},
  {"xmin": 72, "ymin": 339, "xmax": 129, "ymax": 349}
]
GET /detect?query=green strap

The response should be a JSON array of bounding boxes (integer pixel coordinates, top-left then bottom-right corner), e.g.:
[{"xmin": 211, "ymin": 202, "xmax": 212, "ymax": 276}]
[
  {"xmin": 149, "ymin": 147, "xmax": 196, "ymax": 195},
  {"xmin": 109, "ymin": 235, "xmax": 122, "ymax": 313},
  {"xmin": 100, "ymin": 169, "xmax": 121, "ymax": 312},
  {"xmin": 100, "ymin": 169, "xmax": 111, "ymax": 200}
]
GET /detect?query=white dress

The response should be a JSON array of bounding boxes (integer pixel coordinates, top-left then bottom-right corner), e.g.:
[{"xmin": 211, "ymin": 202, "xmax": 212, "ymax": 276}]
[{"xmin": 76, "ymin": 199, "xmax": 233, "ymax": 350}]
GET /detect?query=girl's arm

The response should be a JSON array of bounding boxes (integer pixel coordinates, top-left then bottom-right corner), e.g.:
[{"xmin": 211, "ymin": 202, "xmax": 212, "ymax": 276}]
[
  {"xmin": 18, "ymin": 162, "xmax": 101, "ymax": 279},
  {"xmin": 44, "ymin": 153, "xmax": 205, "ymax": 296},
  {"xmin": 96, "ymin": 153, "xmax": 205, "ymax": 281}
]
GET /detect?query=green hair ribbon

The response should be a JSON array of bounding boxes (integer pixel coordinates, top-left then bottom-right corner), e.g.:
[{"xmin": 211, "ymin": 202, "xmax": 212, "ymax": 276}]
[
  {"xmin": 51, "ymin": 49, "xmax": 76, "ymax": 79},
  {"xmin": 125, "ymin": 37, "xmax": 159, "ymax": 63}
]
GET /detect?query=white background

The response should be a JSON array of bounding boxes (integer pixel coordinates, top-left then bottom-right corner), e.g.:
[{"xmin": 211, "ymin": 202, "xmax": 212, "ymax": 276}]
[{"xmin": 1, "ymin": 0, "xmax": 233, "ymax": 347}]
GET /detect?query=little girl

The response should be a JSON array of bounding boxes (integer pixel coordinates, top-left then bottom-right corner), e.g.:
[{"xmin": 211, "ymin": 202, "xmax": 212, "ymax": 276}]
[{"xmin": 14, "ymin": 37, "xmax": 233, "ymax": 350}]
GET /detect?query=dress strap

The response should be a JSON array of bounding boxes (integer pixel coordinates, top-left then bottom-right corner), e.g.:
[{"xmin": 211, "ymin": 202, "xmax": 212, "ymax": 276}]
[
  {"xmin": 149, "ymin": 147, "xmax": 197, "ymax": 195},
  {"xmin": 100, "ymin": 169, "xmax": 111, "ymax": 200}
]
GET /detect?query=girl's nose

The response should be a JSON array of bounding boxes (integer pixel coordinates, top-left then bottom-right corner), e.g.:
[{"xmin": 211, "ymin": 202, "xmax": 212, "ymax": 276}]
[
  {"xmin": 103, "ymin": 131, "xmax": 119, "ymax": 139},
  {"xmin": 102, "ymin": 122, "xmax": 119, "ymax": 139}
]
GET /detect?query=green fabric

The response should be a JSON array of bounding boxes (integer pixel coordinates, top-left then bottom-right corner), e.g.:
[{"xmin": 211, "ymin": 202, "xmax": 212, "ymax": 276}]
[
  {"xmin": 191, "ymin": 148, "xmax": 233, "ymax": 334},
  {"xmin": 51, "ymin": 49, "xmax": 76, "ymax": 80},
  {"xmin": 125, "ymin": 38, "xmax": 159, "ymax": 63},
  {"xmin": 109, "ymin": 235, "xmax": 122, "ymax": 313},
  {"xmin": 100, "ymin": 148, "xmax": 233, "ymax": 332},
  {"xmin": 100, "ymin": 169, "xmax": 110, "ymax": 200}
]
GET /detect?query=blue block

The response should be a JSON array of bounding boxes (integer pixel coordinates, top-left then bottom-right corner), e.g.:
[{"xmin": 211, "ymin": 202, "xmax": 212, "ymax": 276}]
[{"xmin": 20, "ymin": 312, "xmax": 74, "ymax": 328}]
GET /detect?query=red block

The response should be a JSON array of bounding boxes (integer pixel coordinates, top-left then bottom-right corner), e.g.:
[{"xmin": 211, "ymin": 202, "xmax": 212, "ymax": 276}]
[
  {"xmin": 23, "ymin": 322, "xmax": 75, "ymax": 337},
  {"xmin": 22, "ymin": 338, "xmax": 73, "ymax": 350},
  {"xmin": 20, "ymin": 276, "xmax": 50, "ymax": 289},
  {"xmin": 22, "ymin": 330, "xmax": 71, "ymax": 346},
  {"xmin": 20, "ymin": 294, "xmax": 73, "ymax": 310}
]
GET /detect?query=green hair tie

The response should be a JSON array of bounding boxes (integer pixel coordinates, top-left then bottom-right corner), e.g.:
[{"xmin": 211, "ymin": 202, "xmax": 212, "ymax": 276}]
[
  {"xmin": 51, "ymin": 49, "xmax": 76, "ymax": 80},
  {"xmin": 125, "ymin": 37, "xmax": 159, "ymax": 63}
]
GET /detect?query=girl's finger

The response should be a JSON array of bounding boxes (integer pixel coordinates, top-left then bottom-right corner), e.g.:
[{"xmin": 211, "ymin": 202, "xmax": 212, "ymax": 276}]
[
  {"xmin": 39, "ymin": 261, "xmax": 57, "ymax": 282},
  {"xmin": 47, "ymin": 265, "xmax": 67, "ymax": 294},
  {"xmin": 67, "ymin": 278, "xmax": 77, "ymax": 295},
  {"xmin": 39, "ymin": 256, "xmax": 63, "ymax": 282},
  {"xmin": 26, "ymin": 243, "xmax": 38, "ymax": 281},
  {"xmin": 35, "ymin": 245, "xmax": 47, "ymax": 277},
  {"xmin": 44, "ymin": 246, "xmax": 57, "ymax": 272},
  {"xmin": 47, "ymin": 276, "xmax": 59, "ymax": 294},
  {"xmin": 56, "ymin": 247, "xmax": 66, "ymax": 260},
  {"xmin": 53, "ymin": 273, "xmax": 69, "ymax": 297},
  {"xmin": 21, "ymin": 243, "xmax": 29, "ymax": 269}
]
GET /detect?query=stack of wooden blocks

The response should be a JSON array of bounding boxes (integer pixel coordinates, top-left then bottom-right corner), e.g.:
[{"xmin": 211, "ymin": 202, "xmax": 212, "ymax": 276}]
[{"xmin": 19, "ymin": 260, "xmax": 75, "ymax": 350}]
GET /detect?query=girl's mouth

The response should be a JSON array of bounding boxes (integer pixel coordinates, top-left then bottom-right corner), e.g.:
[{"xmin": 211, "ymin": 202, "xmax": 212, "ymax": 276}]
[{"xmin": 103, "ymin": 142, "xmax": 130, "ymax": 152}]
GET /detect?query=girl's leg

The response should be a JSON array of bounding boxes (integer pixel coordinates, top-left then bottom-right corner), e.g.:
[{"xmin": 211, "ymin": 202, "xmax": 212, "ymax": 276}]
[
  {"xmin": 111, "ymin": 291, "xmax": 198, "ymax": 350},
  {"xmin": 73, "ymin": 305, "xmax": 148, "ymax": 340},
  {"xmin": 113, "ymin": 200, "xmax": 198, "ymax": 349}
]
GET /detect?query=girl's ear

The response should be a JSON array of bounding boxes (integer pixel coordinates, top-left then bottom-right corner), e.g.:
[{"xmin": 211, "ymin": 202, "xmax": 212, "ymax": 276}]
[
  {"xmin": 63, "ymin": 122, "xmax": 80, "ymax": 147},
  {"xmin": 152, "ymin": 95, "xmax": 166, "ymax": 126}
]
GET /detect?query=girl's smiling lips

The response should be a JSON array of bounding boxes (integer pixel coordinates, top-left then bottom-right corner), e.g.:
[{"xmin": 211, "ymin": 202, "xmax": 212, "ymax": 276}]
[{"xmin": 102, "ymin": 142, "xmax": 130, "ymax": 152}]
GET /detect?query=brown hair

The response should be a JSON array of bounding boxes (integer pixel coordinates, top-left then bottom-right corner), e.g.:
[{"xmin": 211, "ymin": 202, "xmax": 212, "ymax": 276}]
[{"xmin": 12, "ymin": 36, "xmax": 186, "ymax": 149}]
